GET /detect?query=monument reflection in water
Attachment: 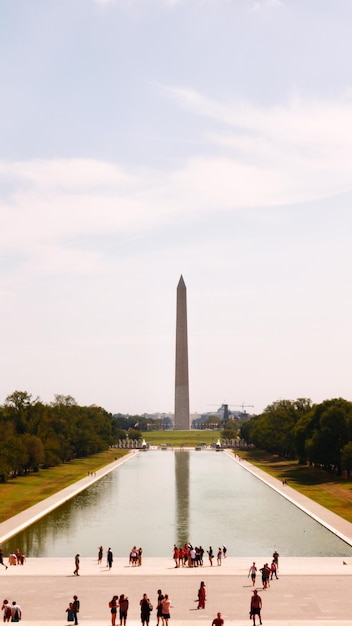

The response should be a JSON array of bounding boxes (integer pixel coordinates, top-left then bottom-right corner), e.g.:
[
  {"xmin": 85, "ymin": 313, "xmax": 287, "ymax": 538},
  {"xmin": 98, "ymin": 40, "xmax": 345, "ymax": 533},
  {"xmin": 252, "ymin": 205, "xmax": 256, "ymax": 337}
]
[{"xmin": 3, "ymin": 450, "xmax": 352, "ymax": 558}]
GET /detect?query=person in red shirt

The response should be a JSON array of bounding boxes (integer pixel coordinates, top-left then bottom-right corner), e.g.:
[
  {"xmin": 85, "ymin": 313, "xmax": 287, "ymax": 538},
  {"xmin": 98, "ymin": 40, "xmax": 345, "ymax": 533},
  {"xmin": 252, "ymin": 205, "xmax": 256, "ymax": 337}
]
[
  {"xmin": 197, "ymin": 581, "xmax": 206, "ymax": 609},
  {"xmin": 173, "ymin": 545, "xmax": 179, "ymax": 568}
]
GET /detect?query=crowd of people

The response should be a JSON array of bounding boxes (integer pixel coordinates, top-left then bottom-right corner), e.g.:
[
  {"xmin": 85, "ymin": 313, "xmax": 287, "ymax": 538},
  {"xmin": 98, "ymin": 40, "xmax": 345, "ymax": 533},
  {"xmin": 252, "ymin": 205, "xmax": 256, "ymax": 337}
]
[
  {"xmin": 2, "ymin": 545, "xmax": 281, "ymax": 624},
  {"xmin": 0, "ymin": 548, "xmax": 26, "ymax": 568},
  {"xmin": 106, "ymin": 587, "xmax": 222, "ymax": 626},
  {"xmin": 248, "ymin": 551, "xmax": 279, "ymax": 590},
  {"xmin": 173, "ymin": 544, "xmax": 227, "ymax": 567}
]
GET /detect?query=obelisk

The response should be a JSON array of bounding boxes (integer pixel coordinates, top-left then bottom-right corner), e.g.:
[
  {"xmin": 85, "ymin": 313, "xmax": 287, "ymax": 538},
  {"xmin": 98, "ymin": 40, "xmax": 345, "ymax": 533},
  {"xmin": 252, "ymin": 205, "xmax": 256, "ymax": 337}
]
[{"xmin": 174, "ymin": 275, "xmax": 190, "ymax": 430}]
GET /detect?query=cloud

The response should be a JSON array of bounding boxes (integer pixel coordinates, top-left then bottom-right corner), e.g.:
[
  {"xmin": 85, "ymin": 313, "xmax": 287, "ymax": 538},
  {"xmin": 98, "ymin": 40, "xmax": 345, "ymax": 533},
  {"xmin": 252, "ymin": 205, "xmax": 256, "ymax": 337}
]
[
  {"xmin": 1, "ymin": 90, "xmax": 352, "ymax": 277},
  {"xmin": 250, "ymin": 0, "xmax": 284, "ymax": 12},
  {"xmin": 164, "ymin": 86, "xmax": 352, "ymax": 201}
]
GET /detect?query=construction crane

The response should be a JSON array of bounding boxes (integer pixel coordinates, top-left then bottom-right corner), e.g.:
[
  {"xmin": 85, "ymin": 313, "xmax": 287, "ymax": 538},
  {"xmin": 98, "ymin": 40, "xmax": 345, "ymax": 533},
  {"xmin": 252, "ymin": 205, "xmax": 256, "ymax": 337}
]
[
  {"xmin": 232, "ymin": 404, "xmax": 254, "ymax": 415},
  {"xmin": 208, "ymin": 403, "xmax": 254, "ymax": 419}
]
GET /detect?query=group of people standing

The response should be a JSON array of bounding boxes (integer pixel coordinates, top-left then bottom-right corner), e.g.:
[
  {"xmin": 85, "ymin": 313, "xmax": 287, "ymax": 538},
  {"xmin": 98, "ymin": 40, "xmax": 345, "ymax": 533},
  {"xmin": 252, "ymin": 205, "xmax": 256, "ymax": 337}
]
[
  {"xmin": 97, "ymin": 545, "xmax": 114, "ymax": 569},
  {"xmin": 108, "ymin": 590, "xmax": 171, "ymax": 626},
  {"xmin": 96, "ymin": 546, "xmax": 115, "ymax": 569},
  {"xmin": 1, "ymin": 600, "xmax": 22, "ymax": 622},
  {"xmin": 109, "ymin": 594, "xmax": 129, "ymax": 626},
  {"xmin": 129, "ymin": 546, "xmax": 143, "ymax": 566},
  {"xmin": 97, "ymin": 545, "xmax": 143, "ymax": 569},
  {"xmin": 0, "ymin": 548, "xmax": 25, "ymax": 569},
  {"xmin": 173, "ymin": 544, "xmax": 227, "ymax": 568},
  {"xmin": 66, "ymin": 595, "xmax": 80, "ymax": 625}
]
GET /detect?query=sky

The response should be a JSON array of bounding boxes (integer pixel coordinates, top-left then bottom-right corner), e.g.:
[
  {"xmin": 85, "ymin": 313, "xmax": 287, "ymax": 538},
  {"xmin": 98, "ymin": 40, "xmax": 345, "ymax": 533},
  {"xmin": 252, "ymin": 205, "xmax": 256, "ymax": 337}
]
[{"xmin": 1, "ymin": 0, "xmax": 352, "ymax": 416}]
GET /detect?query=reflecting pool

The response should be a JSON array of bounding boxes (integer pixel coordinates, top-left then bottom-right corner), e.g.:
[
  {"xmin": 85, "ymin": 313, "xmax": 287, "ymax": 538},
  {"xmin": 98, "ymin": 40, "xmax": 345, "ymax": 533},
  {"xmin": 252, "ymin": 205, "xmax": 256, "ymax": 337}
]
[{"xmin": 3, "ymin": 450, "xmax": 352, "ymax": 558}]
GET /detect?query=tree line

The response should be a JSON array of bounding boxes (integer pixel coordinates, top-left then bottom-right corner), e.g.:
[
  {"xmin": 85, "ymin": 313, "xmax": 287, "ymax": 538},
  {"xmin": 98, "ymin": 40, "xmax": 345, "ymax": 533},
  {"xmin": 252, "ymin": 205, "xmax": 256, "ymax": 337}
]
[
  {"xmin": 0, "ymin": 391, "xmax": 122, "ymax": 482},
  {"xmin": 240, "ymin": 397, "xmax": 352, "ymax": 477}
]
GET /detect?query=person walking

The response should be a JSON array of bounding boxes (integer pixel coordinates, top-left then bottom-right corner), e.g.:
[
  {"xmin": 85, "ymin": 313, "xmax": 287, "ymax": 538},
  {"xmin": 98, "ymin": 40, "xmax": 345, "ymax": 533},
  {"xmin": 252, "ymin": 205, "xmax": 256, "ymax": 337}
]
[
  {"xmin": 119, "ymin": 594, "xmax": 129, "ymax": 626},
  {"xmin": 0, "ymin": 550, "xmax": 8, "ymax": 570},
  {"xmin": 161, "ymin": 594, "xmax": 171, "ymax": 626},
  {"xmin": 248, "ymin": 562, "xmax": 257, "ymax": 586},
  {"xmin": 250, "ymin": 589, "xmax": 262, "ymax": 626},
  {"xmin": 140, "ymin": 593, "xmax": 152, "ymax": 626},
  {"xmin": 272, "ymin": 550, "xmax": 279, "ymax": 571},
  {"xmin": 217, "ymin": 547, "xmax": 222, "ymax": 566},
  {"xmin": 73, "ymin": 553, "xmax": 80, "ymax": 576},
  {"xmin": 98, "ymin": 546, "xmax": 103, "ymax": 564},
  {"xmin": 259, "ymin": 563, "xmax": 270, "ymax": 589},
  {"xmin": 109, "ymin": 595, "xmax": 118, "ymax": 626},
  {"xmin": 197, "ymin": 581, "xmax": 206, "ymax": 609},
  {"xmin": 72, "ymin": 595, "xmax": 80, "ymax": 625},
  {"xmin": 212, "ymin": 612, "xmax": 224, "ymax": 626},
  {"xmin": 156, "ymin": 589, "xmax": 164, "ymax": 626}
]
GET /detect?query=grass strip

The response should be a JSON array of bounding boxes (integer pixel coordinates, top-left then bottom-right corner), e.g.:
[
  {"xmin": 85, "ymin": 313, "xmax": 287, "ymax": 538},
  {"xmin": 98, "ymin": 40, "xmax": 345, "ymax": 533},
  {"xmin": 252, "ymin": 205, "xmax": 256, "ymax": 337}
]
[
  {"xmin": 141, "ymin": 430, "xmax": 219, "ymax": 447},
  {"xmin": 237, "ymin": 449, "xmax": 352, "ymax": 523},
  {"xmin": 0, "ymin": 449, "xmax": 128, "ymax": 523}
]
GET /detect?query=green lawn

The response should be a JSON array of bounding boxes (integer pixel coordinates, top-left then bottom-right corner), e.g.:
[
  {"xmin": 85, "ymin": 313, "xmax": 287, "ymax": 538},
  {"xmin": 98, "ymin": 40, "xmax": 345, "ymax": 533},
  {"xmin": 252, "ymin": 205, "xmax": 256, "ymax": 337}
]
[
  {"xmin": 142, "ymin": 430, "xmax": 220, "ymax": 447},
  {"xmin": 237, "ymin": 448, "xmax": 352, "ymax": 523},
  {"xmin": 0, "ymin": 449, "xmax": 127, "ymax": 523}
]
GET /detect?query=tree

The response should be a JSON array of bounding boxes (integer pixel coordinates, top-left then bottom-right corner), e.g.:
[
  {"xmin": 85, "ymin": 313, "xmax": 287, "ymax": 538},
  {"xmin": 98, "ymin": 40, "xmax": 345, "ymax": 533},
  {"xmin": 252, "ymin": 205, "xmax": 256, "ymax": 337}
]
[
  {"xmin": 222, "ymin": 419, "xmax": 239, "ymax": 440},
  {"xmin": 301, "ymin": 398, "xmax": 352, "ymax": 473},
  {"xmin": 22, "ymin": 434, "xmax": 45, "ymax": 472},
  {"xmin": 51, "ymin": 394, "xmax": 77, "ymax": 407},
  {"xmin": 243, "ymin": 399, "xmax": 312, "ymax": 459},
  {"xmin": 341, "ymin": 442, "xmax": 352, "ymax": 478}
]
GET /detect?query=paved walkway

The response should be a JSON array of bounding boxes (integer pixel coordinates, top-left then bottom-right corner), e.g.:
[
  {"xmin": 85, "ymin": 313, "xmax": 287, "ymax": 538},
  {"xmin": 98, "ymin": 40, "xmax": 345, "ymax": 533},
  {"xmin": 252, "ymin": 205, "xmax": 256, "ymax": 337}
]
[{"xmin": 1, "ymin": 449, "xmax": 352, "ymax": 625}]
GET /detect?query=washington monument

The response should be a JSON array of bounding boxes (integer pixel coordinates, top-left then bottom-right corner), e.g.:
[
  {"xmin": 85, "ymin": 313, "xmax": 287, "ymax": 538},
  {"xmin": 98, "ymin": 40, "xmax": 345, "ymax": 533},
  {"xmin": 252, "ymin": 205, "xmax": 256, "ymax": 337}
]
[{"xmin": 174, "ymin": 275, "xmax": 190, "ymax": 430}]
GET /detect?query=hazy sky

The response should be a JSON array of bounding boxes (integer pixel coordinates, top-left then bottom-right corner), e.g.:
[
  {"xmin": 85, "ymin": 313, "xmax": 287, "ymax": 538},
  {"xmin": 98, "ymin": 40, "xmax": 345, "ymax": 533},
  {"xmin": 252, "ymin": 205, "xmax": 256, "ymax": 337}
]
[{"xmin": 1, "ymin": 0, "xmax": 352, "ymax": 416}]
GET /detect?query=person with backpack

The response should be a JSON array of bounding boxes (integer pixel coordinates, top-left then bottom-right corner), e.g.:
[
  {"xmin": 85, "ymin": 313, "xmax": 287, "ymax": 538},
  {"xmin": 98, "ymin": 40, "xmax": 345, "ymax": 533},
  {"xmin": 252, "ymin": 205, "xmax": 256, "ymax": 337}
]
[
  {"xmin": 11, "ymin": 601, "xmax": 21, "ymax": 623},
  {"xmin": 109, "ymin": 595, "xmax": 118, "ymax": 626}
]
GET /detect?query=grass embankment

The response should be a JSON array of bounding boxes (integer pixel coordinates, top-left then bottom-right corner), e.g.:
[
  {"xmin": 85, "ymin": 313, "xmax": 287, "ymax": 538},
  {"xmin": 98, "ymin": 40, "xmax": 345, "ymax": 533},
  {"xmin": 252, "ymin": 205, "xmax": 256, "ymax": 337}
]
[
  {"xmin": 238, "ymin": 448, "xmax": 352, "ymax": 524},
  {"xmin": 0, "ymin": 448, "xmax": 127, "ymax": 524},
  {"xmin": 142, "ymin": 430, "xmax": 219, "ymax": 447}
]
